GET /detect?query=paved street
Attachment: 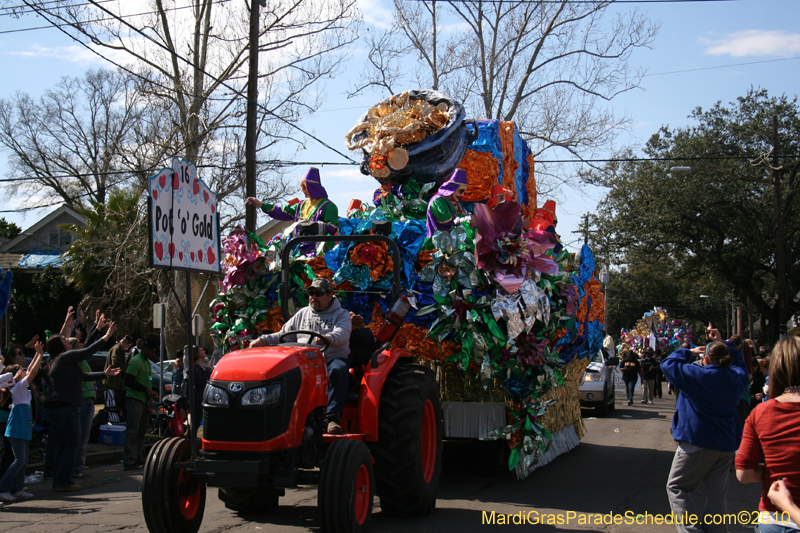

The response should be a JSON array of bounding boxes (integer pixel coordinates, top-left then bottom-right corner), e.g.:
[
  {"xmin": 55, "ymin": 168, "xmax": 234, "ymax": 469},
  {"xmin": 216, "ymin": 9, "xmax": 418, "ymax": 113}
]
[{"xmin": 0, "ymin": 391, "xmax": 762, "ymax": 533}]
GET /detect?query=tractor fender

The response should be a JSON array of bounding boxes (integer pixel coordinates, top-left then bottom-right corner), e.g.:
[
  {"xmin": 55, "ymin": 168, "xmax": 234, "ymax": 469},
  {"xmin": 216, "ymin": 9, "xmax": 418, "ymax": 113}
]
[{"xmin": 357, "ymin": 347, "xmax": 412, "ymax": 441}]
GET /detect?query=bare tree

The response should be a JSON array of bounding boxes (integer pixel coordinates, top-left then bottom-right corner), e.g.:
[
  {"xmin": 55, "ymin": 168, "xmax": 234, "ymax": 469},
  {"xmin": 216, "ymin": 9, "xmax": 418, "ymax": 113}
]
[
  {"xmin": 0, "ymin": 69, "xmax": 176, "ymax": 210},
  {"xmin": 10, "ymin": 0, "xmax": 360, "ymax": 218},
  {"xmin": 352, "ymin": 0, "xmax": 657, "ymax": 195},
  {"xmin": 3, "ymin": 0, "xmax": 360, "ymax": 350}
]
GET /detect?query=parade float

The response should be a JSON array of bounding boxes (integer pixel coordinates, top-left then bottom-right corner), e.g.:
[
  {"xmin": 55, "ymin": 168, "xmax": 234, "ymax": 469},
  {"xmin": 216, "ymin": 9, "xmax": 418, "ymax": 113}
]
[
  {"xmin": 620, "ymin": 307, "xmax": 695, "ymax": 354},
  {"xmin": 209, "ymin": 90, "xmax": 606, "ymax": 478}
]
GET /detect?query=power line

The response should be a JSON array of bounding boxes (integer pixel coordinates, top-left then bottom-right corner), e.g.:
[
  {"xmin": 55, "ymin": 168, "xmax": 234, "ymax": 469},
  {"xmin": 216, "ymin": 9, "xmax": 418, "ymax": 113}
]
[
  {"xmin": 81, "ymin": 0, "xmax": 356, "ymax": 163},
  {"xmin": 0, "ymin": 0, "xmax": 115, "ymax": 16},
  {"xmin": 643, "ymin": 56, "xmax": 800, "ymax": 77},
  {"xmin": 431, "ymin": 0, "xmax": 744, "ymax": 3},
  {"xmin": 0, "ymin": 0, "xmax": 231, "ymax": 35}
]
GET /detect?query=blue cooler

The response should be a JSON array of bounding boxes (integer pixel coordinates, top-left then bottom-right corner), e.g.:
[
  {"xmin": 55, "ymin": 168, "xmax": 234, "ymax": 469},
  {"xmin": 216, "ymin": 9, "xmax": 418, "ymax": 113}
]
[{"xmin": 98, "ymin": 424, "xmax": 126, "ymax": 445}]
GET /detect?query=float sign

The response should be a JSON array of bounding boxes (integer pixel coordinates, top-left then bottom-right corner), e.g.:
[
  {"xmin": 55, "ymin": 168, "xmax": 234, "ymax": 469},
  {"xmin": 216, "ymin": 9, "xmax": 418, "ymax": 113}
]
[{"xmin": 147, "ymin": 157, "xmax": 220, "ymax": 273}]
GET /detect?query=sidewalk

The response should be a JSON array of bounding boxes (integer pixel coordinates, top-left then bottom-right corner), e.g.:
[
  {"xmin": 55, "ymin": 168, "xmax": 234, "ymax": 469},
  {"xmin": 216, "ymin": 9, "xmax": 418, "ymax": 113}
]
[{"xmin": 24, "ymin": 444, "xmax": 151, "ymax": 474}]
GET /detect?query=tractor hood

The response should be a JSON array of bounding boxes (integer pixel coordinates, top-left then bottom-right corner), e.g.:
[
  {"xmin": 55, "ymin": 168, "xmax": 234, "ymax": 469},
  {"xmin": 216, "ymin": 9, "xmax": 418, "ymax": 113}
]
[{"xmin": 211, "ymin": 346, "xmax": 318, "ymax": 382}]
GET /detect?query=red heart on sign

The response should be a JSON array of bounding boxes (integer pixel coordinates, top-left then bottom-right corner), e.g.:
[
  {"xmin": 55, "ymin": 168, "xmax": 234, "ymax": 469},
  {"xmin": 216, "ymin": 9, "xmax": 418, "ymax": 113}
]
[
  {"xmin": 190, "ymin": 251, "xmax": 195, "ymax": 262},
  {"xmin": 172, "ymin": 172, "xmax": 179, "ymax": 190},
  {"xmin": 211, "ymin": 204, "xmax": 215, "ymax": 215},
  {"xmin": 192, "ymin": 179, "xmax": 200, "ymax": 195},
  {"xmin": 154, "ymin": 242, "xmax": 163, "ymax": 261},
  {"xmin": 203, "ymin": 190, "xmax": 209, "ymax": 203},
  {"xmin": 179, "ymin": 252, "xmax": 183, "ymax": 261},
  {"xmin": 159, "ymin": 173, "xmax": 166, "ymax": 189},
  {"xmin": 198, "ymin": 250, "xmax": 203, "ymax": 262},
  {"xmin": 168, "ymin": 242, "xmax": 175, "ymax": 258},
  {"xmin": 207, "ymin": 247, "xmax": 215, "ymax": 264},
  {"xmin": 152, "ymin": 189, "xmax": 158, "ymax": 201}
]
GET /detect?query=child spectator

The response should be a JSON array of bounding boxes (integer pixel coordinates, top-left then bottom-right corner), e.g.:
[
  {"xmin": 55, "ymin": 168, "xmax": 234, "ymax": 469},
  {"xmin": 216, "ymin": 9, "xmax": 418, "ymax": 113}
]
[{"xmin": 0, "ymin": 343, "xmax": 43, "ymax": 502}]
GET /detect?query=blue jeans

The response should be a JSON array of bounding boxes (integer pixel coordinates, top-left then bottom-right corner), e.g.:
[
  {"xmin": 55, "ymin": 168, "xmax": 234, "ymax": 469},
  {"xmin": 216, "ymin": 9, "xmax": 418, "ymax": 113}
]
[
  {"xmin": 756, "ymin": 523, "xmax": 800, "ymax": 533},
  {"xmin": 49, "ymin": 405, "xmax": 82, "ymax": 488},
  {"xmin": 326, "ymin": 358, "xmax": 349, "ymax": 418},
  {"xmin": 73, "ymin": 397, "xmax": 95, "ymax": 474},
  {"xmin": 0, "ymin": 438, "xmax": 28, "ymax": 494},
  {"xmin": 625, "ymin": 380, "xmax": 636, "ymax": 402}
]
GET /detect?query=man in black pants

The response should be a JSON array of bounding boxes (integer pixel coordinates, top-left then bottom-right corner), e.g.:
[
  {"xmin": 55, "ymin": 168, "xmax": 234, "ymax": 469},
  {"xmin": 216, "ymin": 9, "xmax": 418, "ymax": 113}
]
[{"xmin": 123, "ymin": 336, "xmax": 158, "ymax": 471}]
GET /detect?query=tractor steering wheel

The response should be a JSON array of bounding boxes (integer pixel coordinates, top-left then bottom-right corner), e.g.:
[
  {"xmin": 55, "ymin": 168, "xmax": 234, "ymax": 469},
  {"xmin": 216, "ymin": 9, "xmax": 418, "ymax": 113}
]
[{"xmin": 278, "ymin": 330, "xmax": 330, "ymax": 352}]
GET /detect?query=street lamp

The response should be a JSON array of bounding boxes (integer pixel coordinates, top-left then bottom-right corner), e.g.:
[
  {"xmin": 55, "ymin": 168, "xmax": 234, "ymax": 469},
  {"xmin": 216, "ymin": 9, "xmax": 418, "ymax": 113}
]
[{"xmin": 672, "ymin": 163, "xmax": 788, "ymax": 338}]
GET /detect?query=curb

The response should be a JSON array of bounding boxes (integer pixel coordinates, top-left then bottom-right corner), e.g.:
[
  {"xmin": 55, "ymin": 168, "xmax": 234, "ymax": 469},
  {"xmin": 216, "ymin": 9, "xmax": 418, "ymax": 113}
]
[{"xmin": 25, "ymin": 445, "xmax": 154, "ymax": 475}]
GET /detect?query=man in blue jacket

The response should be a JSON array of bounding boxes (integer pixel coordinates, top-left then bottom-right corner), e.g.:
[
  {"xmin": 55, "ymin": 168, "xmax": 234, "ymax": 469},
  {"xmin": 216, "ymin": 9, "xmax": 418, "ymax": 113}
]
[{"xmin": 660, "ymin": 324, "xmax": 748, "ymax": 533}]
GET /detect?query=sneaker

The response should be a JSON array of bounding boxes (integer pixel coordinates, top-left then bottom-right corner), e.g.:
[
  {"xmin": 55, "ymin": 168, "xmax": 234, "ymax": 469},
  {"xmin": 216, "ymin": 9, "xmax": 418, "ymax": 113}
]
[
  {"xmin": 627, "ymin": 400, "xmax": 632, "ymax": 406},
  {"xmin": 648, "ymin": 400, "xmax": 654, "ymax": 404},
  {"xmin": 0, "ymin": 492, "xmax": 15, "ymax": 502},
  {"xmin": 12, "ymin": 490, "xmax": 33, "ymax": 499},
  {"xmin": 123, "ymin": 463, "xmax": 143, "ymax": 471},
  {"xmin": 73, "ymin": 472, "xmax": 93, "ymax": 479},
  {"xmin": 326, "ymin": 419, "xmax": 342, "ymax": 435},
  {"xmin": 53, "ymin": 484, "xmax": 82, "ymax": 493}
]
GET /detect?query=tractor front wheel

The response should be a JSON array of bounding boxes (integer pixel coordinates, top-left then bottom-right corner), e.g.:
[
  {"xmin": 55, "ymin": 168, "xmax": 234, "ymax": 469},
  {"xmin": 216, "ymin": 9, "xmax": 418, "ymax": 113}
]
[
  {"xmin": 142, "ymin": 437, "xmax": 206, "ymax": 533},
  {"xmin": 371, "ymin": 364, "xmax": 443, "ymax": 516},
  {"xmin": 319, "ymin": 439, "xmax": 374, "ymax": 533}
]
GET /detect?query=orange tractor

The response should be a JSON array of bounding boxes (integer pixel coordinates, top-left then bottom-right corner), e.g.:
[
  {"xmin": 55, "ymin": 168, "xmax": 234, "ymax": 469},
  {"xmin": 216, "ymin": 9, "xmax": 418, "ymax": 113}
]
[{"xmin": 141, "ymin": 226, "xmax": 443, "ymax": 533}]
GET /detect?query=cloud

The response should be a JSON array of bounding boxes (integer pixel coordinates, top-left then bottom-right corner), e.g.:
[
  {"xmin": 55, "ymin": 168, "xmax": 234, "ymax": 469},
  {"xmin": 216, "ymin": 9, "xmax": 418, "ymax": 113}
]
[
  {"xmin": 701, "ymin": 30, "xmax": 800, "ymax": 58},
  {"xmin": 357, "ymin": 0, "xmax": 394, "ymax": 30}
]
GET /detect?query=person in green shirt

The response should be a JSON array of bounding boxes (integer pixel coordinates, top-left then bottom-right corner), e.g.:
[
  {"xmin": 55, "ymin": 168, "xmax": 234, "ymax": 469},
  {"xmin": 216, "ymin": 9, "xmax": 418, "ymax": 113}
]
[
  {"xmin": 245, "ymin": 167, "xmax": 338, "ymax": 255},
  {"xmin": 123, "ymin": 336, "xmax": 158, "ymax": 471}
]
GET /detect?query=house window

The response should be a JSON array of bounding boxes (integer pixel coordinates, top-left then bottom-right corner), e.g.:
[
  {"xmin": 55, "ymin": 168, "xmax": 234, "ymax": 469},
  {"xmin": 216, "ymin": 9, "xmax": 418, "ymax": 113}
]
[
  {"xmin": 49, "ymin": 232, "xmax": 59, "ymax": 247},
  {"xmin": 61, "ymin": 231, "xmax": 72, "ymax": 246}
]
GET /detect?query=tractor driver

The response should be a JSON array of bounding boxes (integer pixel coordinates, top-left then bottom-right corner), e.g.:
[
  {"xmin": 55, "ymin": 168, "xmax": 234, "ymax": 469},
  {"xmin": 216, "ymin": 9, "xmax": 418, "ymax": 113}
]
[{"xmin": 249, "ymin": 278, "xmax": 351, "ymax": 435}]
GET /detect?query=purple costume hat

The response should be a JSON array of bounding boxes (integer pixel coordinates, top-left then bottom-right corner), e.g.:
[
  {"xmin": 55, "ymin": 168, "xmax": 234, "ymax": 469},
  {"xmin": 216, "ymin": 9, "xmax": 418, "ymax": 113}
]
[
  {"xmin": 437, "ymin": 169, "xmax": 468, "ymax": 196},
  {"xmin": 302, "ymin": 167, "xmax": 328, "ymax": 198}
]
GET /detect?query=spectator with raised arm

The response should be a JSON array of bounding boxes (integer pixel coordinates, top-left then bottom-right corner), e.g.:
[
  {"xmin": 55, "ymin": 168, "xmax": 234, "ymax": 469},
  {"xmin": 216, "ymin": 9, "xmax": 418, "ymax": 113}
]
[
  {"xmin": 661, "ymin": 323, "xmax": 748, "ymax": 533},
  {"xmin": 0, "ymin": 342, "xmax": 43, "ymax": 502},
  {"xmin": 44, "ymin": 317, "xmax": 120, "ymax": 493}
]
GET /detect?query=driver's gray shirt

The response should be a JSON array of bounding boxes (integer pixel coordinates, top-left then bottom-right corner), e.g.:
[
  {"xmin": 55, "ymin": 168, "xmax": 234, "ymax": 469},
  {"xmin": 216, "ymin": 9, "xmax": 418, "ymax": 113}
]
[{"xmin": 259, "ymin": 297, "xmax": 351, "ymax": 362}]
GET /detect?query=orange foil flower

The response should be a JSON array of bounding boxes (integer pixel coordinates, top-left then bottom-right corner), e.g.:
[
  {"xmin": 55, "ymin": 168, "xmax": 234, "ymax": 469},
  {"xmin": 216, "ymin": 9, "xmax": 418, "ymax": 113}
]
[{"xmin": 350, "ymin": 241, "xmax": 394, "ymax": 282}]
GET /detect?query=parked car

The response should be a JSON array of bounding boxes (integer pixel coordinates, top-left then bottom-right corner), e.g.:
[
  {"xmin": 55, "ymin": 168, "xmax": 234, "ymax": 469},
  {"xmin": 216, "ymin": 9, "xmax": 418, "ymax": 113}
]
[
  {"xmin": 579, "ymin": 348, "xmax": 619, "ymax": 416},
  {"xmin": 150, "ymin": 360, "xmax": 175, "ymax": 399}
]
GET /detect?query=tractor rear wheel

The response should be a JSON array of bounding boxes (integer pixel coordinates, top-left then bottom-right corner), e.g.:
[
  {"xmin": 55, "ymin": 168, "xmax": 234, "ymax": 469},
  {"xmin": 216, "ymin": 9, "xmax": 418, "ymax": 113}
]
[
  {"xmin": 142, "ymin": 437, "xmax": 206, "ymax": 533},
  {"xmin": 371, "ymin": 364, "xmax": 443, "ymax": 516},
  {"xmin": 218, "ymin": 486, "xmax": 282, "ymax": 513},
  {"xmin": 319, "ymin": 439, "xmax": 374, "ymax": 533}
]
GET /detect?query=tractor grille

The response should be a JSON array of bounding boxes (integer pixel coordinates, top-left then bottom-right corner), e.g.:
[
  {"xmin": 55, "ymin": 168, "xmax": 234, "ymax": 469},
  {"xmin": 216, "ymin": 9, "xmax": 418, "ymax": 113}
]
[{"xmin": 203, "ymin": 367, "xmax": 302, "ymax": 443}]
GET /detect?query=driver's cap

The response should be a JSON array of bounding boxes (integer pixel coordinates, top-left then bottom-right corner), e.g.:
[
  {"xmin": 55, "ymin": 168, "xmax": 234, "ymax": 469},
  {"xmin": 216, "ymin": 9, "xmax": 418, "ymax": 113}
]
[{"xmin": 309, "ymin": 278, "xmax": 334, "ymax": 294}]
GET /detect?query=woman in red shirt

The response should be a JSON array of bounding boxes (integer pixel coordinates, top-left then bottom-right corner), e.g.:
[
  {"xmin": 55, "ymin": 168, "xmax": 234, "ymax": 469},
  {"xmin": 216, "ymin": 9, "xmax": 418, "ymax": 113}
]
[{"xmin": 736, "ymin": 336, "xmax": 800, "ymax": 533}]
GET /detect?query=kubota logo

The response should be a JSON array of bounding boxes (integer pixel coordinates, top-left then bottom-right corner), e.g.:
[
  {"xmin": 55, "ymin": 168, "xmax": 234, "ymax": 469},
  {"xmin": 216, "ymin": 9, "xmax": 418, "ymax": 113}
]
[{"xmin": 229, "ymin": 383, "xmax": 243, "ymax": 392}]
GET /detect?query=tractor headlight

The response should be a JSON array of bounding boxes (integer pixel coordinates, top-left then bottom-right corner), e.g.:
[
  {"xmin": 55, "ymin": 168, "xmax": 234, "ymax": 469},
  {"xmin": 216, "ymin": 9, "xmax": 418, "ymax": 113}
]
[
  {"xmin": 241, "ymin": 384, "xmax": 282, "ymax": 406},
  {"xmin": 203, "ymin": 384, "xmax": 229, "ymax": 406}
]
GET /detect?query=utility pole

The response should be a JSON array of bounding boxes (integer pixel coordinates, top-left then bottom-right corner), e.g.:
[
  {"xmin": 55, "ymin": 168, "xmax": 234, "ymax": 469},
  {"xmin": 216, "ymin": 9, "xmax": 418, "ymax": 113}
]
[
  {"xmin": 572, "ymin": 214, "xmax": 591, "ymax": 245},
  {"xmin": 772, "ymin": 115, "xmax": 787, "ymax": 338},
  {"xmin": 244, "ymin": 0, "xmax": 264, "ymax": 232}
]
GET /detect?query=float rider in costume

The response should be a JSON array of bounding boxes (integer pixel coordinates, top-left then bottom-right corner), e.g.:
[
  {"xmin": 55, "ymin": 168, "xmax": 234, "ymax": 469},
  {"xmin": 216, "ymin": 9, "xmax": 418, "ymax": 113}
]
[
  {"xmin": 246, "ymin": 167, "xmax": 339, "ymax": 254},
  {"xmin": 425, "ymin": 168, "xmax": 469, "ymax": 238}
]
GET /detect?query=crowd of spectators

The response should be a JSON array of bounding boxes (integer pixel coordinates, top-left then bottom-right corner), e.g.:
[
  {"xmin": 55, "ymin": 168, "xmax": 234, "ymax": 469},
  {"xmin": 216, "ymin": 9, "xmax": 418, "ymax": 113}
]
[{"xmin": 0, "ymin": 305, "xmax": 214, "ymax": 506}]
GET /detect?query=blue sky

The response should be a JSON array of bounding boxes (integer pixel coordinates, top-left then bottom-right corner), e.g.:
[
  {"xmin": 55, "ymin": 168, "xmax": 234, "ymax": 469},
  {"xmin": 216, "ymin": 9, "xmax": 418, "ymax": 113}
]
[{"xmin": 0, "ymin": 0, "xmax": 798, "ymax": 252}]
